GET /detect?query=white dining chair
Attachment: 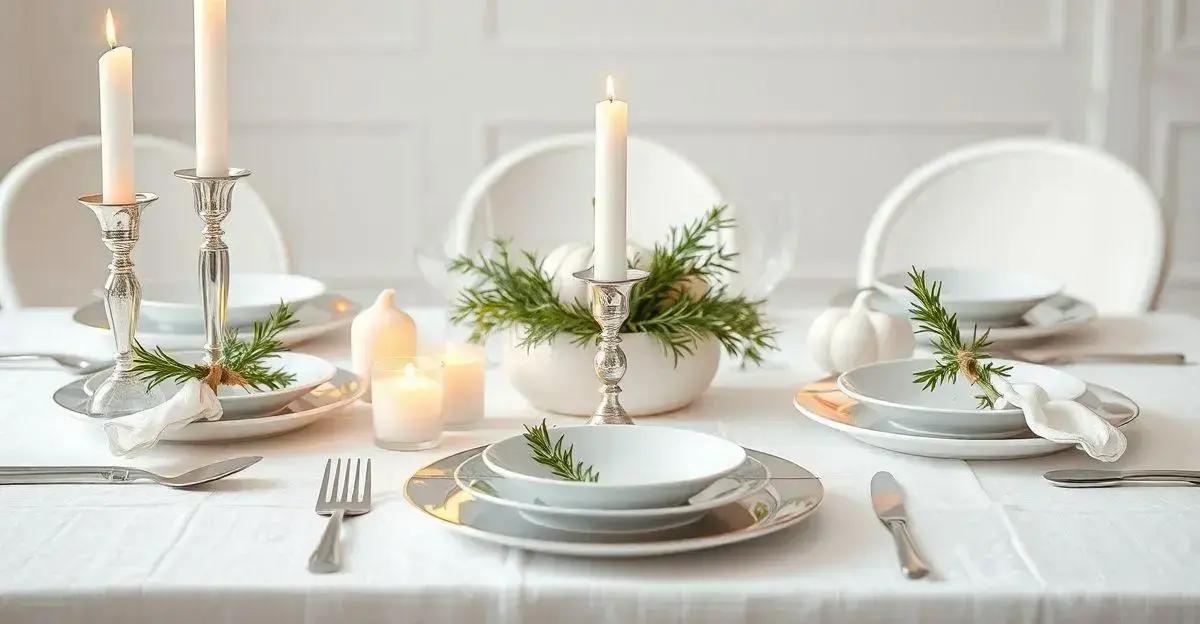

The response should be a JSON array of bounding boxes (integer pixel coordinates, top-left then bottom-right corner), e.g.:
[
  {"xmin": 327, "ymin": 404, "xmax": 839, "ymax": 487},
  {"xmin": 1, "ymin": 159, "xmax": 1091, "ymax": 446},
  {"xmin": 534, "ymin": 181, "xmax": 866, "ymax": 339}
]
[
  {"xmin": 0, "ymin": 135, "xmax": 289, "ymax": 308},
  {"xmin": 451, "ymin": 133, "xmax": 730, "ymax": 263},
  {"xmin": 858, "ymin": 138, "xmax": 1165, "ymax": 314}
]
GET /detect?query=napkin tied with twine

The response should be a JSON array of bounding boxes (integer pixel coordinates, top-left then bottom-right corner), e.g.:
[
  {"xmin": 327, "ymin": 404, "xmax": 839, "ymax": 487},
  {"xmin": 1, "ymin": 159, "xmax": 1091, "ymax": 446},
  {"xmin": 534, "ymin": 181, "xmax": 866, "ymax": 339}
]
[
  {"xmin": 993, "ymin": 377, "xmax": 1126, "ymax": 462},
  {"xmin": 102, "ymin": 379, "xmax": 223, "ymax": 457}
]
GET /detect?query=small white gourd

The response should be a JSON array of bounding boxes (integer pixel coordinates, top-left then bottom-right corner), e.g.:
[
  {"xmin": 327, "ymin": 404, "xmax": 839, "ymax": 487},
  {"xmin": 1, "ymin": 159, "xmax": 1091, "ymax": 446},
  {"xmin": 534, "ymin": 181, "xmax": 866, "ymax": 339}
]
[
  {"xmin": 351, "ymin": 289, "xmax": 417, "ymax": 402},
  {"xmin": 807, "ymin": 290, "xmax": 914, "ymax": 374},
  {"xmin": 542, "ymin": 242, "xmax": 651, "ymax": 304}
]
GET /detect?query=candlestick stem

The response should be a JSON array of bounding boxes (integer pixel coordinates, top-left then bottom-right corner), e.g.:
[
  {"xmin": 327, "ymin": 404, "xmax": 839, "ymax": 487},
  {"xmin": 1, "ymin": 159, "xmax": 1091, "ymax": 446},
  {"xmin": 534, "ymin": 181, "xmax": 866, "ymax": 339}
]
[
  {"xmin": 573, "ymin": 267, "xmax": 649, "ymax": 425},
  {"xmin": 174, "ymin": 167, "xmax": 250, "ymax": 365}
]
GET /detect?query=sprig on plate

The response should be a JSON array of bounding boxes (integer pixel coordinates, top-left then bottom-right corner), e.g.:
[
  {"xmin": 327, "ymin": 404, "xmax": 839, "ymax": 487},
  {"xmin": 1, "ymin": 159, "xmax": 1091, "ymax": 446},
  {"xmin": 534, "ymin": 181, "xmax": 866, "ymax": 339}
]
[
  {"xmin": 906, "ymin": 267, "xmax": 1012, "ymax": 409},
  {"xmin": 522, "ymin": 419, "xmax": 599, "ymax": 483}
]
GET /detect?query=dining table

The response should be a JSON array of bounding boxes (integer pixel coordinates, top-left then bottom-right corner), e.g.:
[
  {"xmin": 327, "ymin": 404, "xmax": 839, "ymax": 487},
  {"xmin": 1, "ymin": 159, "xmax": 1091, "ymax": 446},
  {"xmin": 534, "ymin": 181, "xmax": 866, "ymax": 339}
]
[{"xmin": 0, "ymin": 301, "xmax": 1198, "ymax": 624}]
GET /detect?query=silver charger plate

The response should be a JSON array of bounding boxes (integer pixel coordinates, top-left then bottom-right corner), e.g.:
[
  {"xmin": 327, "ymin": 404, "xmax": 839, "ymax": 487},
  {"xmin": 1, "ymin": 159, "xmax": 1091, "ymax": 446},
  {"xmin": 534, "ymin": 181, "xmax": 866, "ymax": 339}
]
[
  {"xmin": 406, "ymin": 447, "xmax": 823, "ymax": 558},
  {"xmin": 53, "ymin": 367, "xmax": 364, "ymax": 442},
  {"xmin": 71, "ymin": 294, "xmax": 358, "ymax": 349}
]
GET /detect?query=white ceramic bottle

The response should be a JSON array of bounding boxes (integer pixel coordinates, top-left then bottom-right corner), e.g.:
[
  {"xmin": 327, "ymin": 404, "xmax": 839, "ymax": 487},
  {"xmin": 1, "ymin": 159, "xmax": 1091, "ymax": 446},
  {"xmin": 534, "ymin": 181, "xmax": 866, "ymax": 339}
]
[{"xmin": 351, "ymin": 289, "xmax": 417, "ymax": 403}]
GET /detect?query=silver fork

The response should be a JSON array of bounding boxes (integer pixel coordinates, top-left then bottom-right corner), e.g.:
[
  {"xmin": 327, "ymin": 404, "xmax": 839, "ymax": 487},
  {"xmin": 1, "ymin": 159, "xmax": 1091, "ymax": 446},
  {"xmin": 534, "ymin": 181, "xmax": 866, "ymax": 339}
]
[{"xmin": 308, "ymin": 458, "xmax": 372, "ymax": 573}]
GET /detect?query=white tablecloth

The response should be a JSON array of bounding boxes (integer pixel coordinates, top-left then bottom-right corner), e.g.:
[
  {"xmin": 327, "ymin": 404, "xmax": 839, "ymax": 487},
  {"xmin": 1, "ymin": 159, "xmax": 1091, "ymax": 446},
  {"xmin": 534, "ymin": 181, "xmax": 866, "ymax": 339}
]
[{"xmin": 0, "ymin": 306, "xmax": 1198, "ymax": 624}]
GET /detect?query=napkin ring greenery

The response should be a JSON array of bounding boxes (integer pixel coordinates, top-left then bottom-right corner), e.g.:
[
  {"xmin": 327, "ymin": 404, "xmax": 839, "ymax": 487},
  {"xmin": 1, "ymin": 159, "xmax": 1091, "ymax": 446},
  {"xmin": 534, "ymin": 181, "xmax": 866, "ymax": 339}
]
[
  {"xmin": 130, "ymin": 302, "xmax": 299, "ymax": 392},
  {"xmin": 906, "ymin": 267, "xmax": 1011, "ymax": 409},
  {"xmin": 449, "ymin": 205, "xmax": 778, "ymax": 365}
]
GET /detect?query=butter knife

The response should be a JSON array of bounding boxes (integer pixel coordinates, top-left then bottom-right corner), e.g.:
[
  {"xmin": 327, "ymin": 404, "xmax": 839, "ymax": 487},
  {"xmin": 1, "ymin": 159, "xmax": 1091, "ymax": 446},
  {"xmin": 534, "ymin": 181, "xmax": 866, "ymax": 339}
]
[
  {"xmin": 871, "ymin": 472, "xmax": 930, "ymax": 579},
  {"xmin": 1044, "ymin": 469, "xmax": 1200, "ymax": 488}
]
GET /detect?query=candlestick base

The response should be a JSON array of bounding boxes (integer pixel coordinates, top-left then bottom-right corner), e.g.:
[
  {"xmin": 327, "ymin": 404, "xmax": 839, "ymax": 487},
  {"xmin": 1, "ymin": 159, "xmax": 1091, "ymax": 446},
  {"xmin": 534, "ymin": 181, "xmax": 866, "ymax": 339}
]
[{"xmin": 573, "ymin": 267, "xmax": 650, "ymax": 425}]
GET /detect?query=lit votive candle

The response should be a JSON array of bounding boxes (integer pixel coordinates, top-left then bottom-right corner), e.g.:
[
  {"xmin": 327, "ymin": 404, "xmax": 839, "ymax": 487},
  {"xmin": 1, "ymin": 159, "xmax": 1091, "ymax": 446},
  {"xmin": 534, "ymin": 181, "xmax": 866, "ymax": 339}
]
[
  {"xmin": 440, "ymin": 343, "xmax": 485, "ymax": 429},
  {"xmin": 371, "ymin": 356, "xmax": 443, "ymax": 451}
]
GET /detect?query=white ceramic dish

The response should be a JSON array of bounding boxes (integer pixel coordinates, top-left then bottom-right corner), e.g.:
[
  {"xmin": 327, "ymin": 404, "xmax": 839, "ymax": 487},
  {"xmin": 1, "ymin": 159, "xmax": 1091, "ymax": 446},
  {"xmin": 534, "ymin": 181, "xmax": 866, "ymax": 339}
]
[
  {"xmin": 137, "ymin": 273, "xmax": 326, "ymax": 329},
  {"xmin": 864, "ymin": 290, "xmax": 1097, "ymax": 344},
  {"xmin": 482, "ymin": 426, "xmax": 747, "ymax": 509},
  {"xmin": 503, "ymin": 331, "xmax": 720, "ymax": 417},
  {"xmin": 456, "ymin": 453, "xmax": 769, "ymax": 533},
  {"xmin": 83, "ymin": 351, "xmax": 336, "ymax": 418},
  {"xmin": 72, "ymin": 294, "xmax": 358, "ymax": 349},
  {"xmin": 838, "ymin": 358, "xmax": 1086, "ymax": 439},
  {"xmin": 793, "ymin": 382, "xmax": 1138, "ymax": 460},
  {"xmin": 408, "ymin": 447, "xmax": 823, "ymax": 558},
  {"xmin": 55, "ymin": 367, "xmax": 363, "ymax": 442},
  {"xmin": 874, "ymin": 267, "xmax": 1063, "ymax": 324}
]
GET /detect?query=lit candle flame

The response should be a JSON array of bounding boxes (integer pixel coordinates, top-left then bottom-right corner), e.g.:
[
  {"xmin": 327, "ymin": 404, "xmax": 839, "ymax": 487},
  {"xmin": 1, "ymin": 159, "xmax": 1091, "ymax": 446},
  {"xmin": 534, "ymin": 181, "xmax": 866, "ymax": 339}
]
[
  {"xmin": 605, "ymin": 75, "xmax": 615, "ymax": 101},
  {"xmin": 105, "ymin": 9, "xmax": 117, "ymax": 49},
  {"xmin": 404, "ymin": 362, "xmax": 417, "ymax": 378}
]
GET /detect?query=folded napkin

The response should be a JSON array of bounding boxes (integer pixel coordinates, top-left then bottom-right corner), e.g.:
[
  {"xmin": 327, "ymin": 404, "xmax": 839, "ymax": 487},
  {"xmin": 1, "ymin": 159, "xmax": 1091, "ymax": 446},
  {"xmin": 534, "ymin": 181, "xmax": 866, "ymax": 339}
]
[
  {"xmin": 102, "ymin": 379, "xmax": 222, "ymax": 457},
  {"xmin": 993, "ymin": 377, "xmax": 1126, "ymax": 462}
]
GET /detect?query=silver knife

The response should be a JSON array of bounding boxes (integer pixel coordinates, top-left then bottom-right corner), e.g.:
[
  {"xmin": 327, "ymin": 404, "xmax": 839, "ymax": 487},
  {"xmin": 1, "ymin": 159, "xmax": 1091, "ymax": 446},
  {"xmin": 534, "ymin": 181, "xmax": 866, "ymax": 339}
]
[
  {"xmin": 1044, "ymin": 469, "xmax": 1200, "ymax": 488},
  {"xmin": 871, "ymin": 472, "xmax": 930, "ymax": 579}
]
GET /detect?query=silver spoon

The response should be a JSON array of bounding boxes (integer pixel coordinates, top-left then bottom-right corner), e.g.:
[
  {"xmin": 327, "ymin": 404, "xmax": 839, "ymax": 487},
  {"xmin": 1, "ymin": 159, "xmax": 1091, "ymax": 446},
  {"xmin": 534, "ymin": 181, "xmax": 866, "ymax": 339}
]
[
  {"xmin": 0, "ymin": 456, "xmax": 262, "ymax": 488},
  {"xmin": 0, "ymin": 353, "xmax": 113, "ymax": 375}
]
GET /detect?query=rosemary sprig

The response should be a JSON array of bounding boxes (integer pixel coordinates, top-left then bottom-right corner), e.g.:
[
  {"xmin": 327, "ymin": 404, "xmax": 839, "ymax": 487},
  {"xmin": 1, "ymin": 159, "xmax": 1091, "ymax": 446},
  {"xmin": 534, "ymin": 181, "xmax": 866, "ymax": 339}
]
[
  {"xmin": 131, "ymin": 302, "xmax": 299, "ymax": 392},
  {"xmin": 449, "ymin": 205, "xmax": 778, "ymax": 365},
  {"xmin": 522, "ymin": 419, "xmax": 599, "ymax": 482},
  {"xmin": 906, "ymin": 267, "xmax": 1012, "ymax": 409}
]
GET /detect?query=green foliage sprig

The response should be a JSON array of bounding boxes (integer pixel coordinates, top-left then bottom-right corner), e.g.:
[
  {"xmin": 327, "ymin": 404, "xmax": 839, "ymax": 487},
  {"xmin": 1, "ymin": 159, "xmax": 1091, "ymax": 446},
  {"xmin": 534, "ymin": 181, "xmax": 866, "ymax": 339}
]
[
  {"xmin": 906, "ymin": 267, "xmax": 1012, "ymax": 408},
  {"xmin": 449, "ymin": 205, "xmax": 778, "ymax": 365},
  {"xmin": 131, "ymin": 302, "xmax": 299, "ymax": 392},
  {"xmin": 522, "ymin": 419, "xmax": 599, "ymax": 482}
]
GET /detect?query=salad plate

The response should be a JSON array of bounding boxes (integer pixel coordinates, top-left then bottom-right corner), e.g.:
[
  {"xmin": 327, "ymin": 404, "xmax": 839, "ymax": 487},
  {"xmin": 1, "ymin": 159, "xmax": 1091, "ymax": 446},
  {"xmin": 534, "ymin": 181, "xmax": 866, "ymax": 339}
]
[
  {"xmin": 794, "ymin": 379, "xmax": 1138, "ymax": 460},
  {"xmin": 138, "ymin": 273, "xmax": 326, "ymax": 329},
  {"xmin": 455, "ymin": 452, "xmax": 770, "ymax": 533},
  {"xmin": 874, "ymin": 267, "xmax": 1062, "ymax": 325},
  {"xmin": 54, "ymin": 367, "xmax": 363, "ymax": 442},
  {"xmin": 407, "ymin": 447, "xmax": 823, "ymax": 558}
]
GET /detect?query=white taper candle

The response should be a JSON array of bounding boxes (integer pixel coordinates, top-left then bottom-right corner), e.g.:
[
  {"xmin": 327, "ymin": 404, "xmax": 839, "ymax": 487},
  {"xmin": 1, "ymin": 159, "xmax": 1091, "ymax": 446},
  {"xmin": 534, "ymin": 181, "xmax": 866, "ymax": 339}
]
[
  {"xmin": 99, "ymin": 9, "xmax": 134, "ymax": 204},
  {"xmin": 594, "ymin": 75, "xmax": 628, "ymax": 281},
  {"xmin": 194, "ymin": 0, "xmax": 228, "ymax": 176}
]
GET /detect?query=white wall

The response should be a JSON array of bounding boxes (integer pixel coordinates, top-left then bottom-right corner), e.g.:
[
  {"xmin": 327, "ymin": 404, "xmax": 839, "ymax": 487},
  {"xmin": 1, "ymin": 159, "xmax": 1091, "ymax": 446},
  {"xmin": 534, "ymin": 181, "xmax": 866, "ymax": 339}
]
[{"xmin": 3, "ymin": 1, "xmax": 1199, "ymax": 309}]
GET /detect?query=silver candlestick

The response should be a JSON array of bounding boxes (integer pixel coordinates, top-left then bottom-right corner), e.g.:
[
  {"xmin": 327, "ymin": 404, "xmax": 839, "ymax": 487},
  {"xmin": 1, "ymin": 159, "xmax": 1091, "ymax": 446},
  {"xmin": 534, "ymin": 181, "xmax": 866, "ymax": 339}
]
[
  {"xmin": 78, "ymin": 192, "xmax": 167, "ymax": 417},
  {"xmin": 174, "ymin": 168, "xmax": 251, "ymax": 365},
  {"xmin": 573, "ymin": 267, "xmax": 650, "ymax": 425}
]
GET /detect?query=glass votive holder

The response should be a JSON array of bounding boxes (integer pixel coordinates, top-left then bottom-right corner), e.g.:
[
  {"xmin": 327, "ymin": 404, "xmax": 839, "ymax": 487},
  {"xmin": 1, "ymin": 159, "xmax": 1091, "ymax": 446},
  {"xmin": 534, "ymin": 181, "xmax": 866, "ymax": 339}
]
[
  {"xmin": 371, "ymin": 356, "xmax": 443, "ymax": 451},
  {"xmin": 436, "ymin": 343, "xmax": 486, "ymax": 430}
]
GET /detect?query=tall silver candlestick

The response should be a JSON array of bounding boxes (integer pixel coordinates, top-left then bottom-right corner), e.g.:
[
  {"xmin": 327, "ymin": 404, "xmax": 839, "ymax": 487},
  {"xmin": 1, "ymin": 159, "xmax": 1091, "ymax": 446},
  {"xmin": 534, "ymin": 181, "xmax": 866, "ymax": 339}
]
[
  {"xmin": 174, "ymin": 168, "xmax": 251, "ymax": 365},
  {"xmin": 573, "ymin": 267, "xmax": 650, "ymax": 425},
  {"xmin": 78, "ymin": 192, "xmax": 167, "ymax": 417}
]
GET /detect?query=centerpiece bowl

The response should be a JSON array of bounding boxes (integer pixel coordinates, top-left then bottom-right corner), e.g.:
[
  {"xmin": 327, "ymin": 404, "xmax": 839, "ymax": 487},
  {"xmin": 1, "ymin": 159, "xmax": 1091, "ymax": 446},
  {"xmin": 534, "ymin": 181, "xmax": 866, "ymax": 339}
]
[{"xmin": 482, "ymin": 425, "xmax": 747, "ymax": 509}]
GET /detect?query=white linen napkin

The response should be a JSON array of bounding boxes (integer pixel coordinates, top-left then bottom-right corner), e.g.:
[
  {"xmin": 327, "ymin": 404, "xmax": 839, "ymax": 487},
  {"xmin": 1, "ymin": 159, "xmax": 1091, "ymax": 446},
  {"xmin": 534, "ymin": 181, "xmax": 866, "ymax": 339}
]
[
  {"xmin": 993, "ymin": 377, "xmax": 1126, "ymax": 462},
  {"xmin": 102, "ymin": 379, "xmax": 223, "ymax": 457}
]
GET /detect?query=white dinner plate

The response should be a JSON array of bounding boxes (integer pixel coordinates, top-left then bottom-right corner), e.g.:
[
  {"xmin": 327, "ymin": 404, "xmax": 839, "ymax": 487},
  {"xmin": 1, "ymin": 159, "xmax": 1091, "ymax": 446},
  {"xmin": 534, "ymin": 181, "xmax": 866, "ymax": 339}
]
[
  {"xmin": 407, "ymin": 447, "xmax": 822, "ymax": 558},
  {"xmin": 793, "ymin": 380, "xmax": 1138, "ymax": 460},
  {"xmin": 53, "ymin": 367, "xmax": 363, "ymax": 442},
  {"xmin": 863, "ymin": 290, "xmax": 1096, "ymax": 344},
  {"xmin": 455, "ymin": 453, "xmax": 770, "ymax": 533},
  {"xmin": 875, "ymin": 267, "xmax": 1062, "ymax": 325},
  {"xmin": 82, "ymin": 351, "xmax": 337, "ymax": 418},
  {"xmin": 482, "ymin": 425, "xmax": 747, "ymax": 509},
  {"xmin": 138, "ymin": 273, "xmax": 327, "ymax": 329},
  {"xmin": 838, "ymin": 358, "xmax": 1086, "ymax": 439},
  {"xmin": 72, "ymin": 294, "xmax": 358, "ymax": 349}
]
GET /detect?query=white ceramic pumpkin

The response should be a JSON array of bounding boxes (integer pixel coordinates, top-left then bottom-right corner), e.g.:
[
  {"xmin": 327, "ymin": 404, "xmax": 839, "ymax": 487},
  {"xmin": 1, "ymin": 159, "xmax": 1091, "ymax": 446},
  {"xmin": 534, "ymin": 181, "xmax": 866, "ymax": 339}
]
[
  {"xmin": 807, "ymin": 290, "xmax": 915, "ymax": 374},
  {"xmin": 542, "ymin": 242, "xmax": 652, "ymax": 304}
]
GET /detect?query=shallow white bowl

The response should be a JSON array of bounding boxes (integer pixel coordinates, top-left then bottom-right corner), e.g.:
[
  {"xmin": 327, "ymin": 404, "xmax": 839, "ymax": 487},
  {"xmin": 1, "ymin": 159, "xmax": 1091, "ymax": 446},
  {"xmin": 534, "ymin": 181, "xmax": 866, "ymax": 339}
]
[
  {"xmin": 874, "ymin": 267, "xmax": 1063, "ymax": 324},
  {"xmin": 482, "ymin": 426, "xmax": 747, "ymax": 509},
  {"xmin": 837, "ymin": 358, "xmax": 1085, "ymax": 439},
  {"xmin": 138, "ymin": 273, "xmax": 327, "ymax": 329},
  {"xmin": 85, "ymin": 351, "xmax": 337, "ymax": 417}
]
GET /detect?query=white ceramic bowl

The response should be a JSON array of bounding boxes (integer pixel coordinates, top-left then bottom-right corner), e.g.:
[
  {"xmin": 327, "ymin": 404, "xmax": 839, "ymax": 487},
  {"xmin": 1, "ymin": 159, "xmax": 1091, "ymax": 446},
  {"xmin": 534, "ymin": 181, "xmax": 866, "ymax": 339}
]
[
  {"xmin": 85, "ymin": 351, "xmax": 337, "ymax": 417},
  {"xmin": 837, "ymin": 358, "xmax": 1086, "ymax": 439},
  {"xmin": 503, "ymin": 330, "xmax": 720, "ymax": 417},
  {"xmin": 482, "ymin": 426, "xmax": 747, "ymax": 509},
  {"xmin": 138, "ymin": 273, "xmax": 327, "ymax": 329},
  {"xmin": 874, "ymin": 267, "xmax": 1063, "ymax": 324}
]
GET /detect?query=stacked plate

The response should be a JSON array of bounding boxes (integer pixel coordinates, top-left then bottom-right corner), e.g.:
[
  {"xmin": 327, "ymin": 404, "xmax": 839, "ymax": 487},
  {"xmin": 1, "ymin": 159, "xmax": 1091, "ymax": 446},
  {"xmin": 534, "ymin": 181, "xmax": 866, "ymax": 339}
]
[
  {"xmin": 406, "ymin": 426, "xmax": 824, "ymax": 557},
  {"xmin": 871, "ymin": 267, "xmax": 1095, "ymax": 342},
  {"xmin": 794, "ymin": 358, "xmax": 1139, "ymax": 459}
]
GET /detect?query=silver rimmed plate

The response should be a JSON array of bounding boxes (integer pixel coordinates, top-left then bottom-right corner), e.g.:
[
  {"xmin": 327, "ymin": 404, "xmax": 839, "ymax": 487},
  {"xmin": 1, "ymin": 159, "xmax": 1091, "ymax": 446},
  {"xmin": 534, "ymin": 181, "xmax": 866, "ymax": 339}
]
[
  {"xmin": 406, "ymin": 447, "xmax": 822, "ymax": 558},
  {"xmin": 72, "ymin": 293, "xmax": 358, "ymax": 349},
  {"xmin": 53, "ymin": 367, "xmax": 363, "ymax": 442},
  {"xmin": 794, "ymin": 379, "xmax": 1138, "ymax": 460},
  {"xmin": 454, "ymin": 453, "xmax": 770, "ymax": 534}
]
